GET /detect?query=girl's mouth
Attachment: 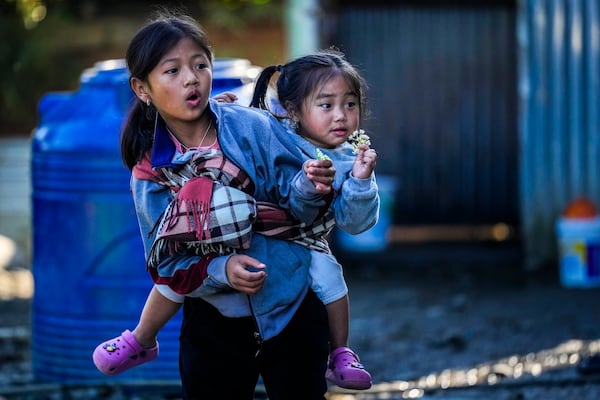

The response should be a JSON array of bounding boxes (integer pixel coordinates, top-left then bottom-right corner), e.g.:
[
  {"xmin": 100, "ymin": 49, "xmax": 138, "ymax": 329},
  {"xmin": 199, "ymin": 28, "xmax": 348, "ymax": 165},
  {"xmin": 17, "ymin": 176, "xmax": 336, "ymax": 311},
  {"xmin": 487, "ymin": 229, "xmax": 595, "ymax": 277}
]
[
  {"xmin": 332, "ymin": 128, "xmax": 348, "ymax": 138},
  {"xmin": 186, "ymin": 93, "xmax": 201, "ymax": 107}
]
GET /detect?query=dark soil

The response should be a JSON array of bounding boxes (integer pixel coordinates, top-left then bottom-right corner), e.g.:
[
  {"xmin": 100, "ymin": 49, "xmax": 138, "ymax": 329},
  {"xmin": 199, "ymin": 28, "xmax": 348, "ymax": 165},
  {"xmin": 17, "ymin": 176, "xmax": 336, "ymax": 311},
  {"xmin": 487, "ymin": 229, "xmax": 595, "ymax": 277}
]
[{"xmin": 2, "ymin": 243, "xmax": 600, "ymax": 399}]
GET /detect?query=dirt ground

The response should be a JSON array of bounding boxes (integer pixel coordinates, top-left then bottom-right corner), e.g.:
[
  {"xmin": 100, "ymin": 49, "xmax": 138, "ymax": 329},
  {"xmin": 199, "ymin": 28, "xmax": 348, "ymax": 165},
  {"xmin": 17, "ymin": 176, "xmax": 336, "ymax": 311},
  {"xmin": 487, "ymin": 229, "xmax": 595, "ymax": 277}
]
[
  {"xmin": 333, "ymin": 244, "xmax": 600, "ymax": 399},
  {"xmin": 2, "ymin": 243, "xmax": 600, "ymax": 399}
]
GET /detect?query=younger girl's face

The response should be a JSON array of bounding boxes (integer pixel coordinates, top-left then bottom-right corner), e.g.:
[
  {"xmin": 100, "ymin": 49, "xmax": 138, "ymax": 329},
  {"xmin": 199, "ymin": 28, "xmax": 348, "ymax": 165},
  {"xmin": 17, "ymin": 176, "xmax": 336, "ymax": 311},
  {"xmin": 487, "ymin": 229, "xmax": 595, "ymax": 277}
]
[
  {"xmin": 296, "ymin": 75, "xmax": 360, "ymax": 149},
  {"xmin": 135, "ymin": 37, "xmax": 212, "ymax": 129}
]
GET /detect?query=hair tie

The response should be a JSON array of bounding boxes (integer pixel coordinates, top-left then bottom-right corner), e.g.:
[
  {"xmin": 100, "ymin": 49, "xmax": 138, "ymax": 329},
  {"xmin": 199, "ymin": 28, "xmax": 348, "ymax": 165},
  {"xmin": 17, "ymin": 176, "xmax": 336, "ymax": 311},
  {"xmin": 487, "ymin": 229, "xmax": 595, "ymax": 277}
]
[{"xmin": 276, "ymin": 64, "xmax": 283, "ymax": 73}]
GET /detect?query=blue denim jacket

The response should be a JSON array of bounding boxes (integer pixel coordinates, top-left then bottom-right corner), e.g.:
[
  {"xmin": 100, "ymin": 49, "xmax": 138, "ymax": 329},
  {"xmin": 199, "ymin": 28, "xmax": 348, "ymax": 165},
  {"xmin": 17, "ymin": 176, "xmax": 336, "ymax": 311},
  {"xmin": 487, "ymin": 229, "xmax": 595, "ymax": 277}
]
[{"xmin": 132, "ymin": 99, "xmax": 326, "ymax": 340}]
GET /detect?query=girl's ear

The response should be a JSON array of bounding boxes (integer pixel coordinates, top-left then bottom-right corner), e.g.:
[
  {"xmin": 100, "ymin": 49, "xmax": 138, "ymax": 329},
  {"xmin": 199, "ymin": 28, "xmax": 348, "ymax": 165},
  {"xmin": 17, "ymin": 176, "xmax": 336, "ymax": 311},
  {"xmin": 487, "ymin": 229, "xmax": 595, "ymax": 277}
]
[
  {"xmin": 285, "ymin": 103, "xmax": 299, "ymax": 123},
  {"xmin": 130, "ymin": 77, "xmax": 149, "ymax": 104}
]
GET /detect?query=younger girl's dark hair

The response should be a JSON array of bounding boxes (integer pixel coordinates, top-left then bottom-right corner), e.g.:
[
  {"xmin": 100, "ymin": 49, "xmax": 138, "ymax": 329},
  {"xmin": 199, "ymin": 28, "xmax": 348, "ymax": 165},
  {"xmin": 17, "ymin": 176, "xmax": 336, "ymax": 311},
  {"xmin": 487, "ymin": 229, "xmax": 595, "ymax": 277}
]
[
  {"xmin": 120, "ymin": 10, "xmax": 214, "ymax": 170},
  {"xmin": 250, "ymin": 48, "xmax": 368, "ymax": 123}
]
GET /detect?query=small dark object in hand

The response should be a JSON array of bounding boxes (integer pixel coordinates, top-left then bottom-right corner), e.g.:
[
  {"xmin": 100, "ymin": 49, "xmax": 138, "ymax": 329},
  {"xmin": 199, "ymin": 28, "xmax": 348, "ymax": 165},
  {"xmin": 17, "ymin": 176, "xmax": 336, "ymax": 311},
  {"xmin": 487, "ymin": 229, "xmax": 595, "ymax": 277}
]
[{"xmin": 578, "ymin": 354, "xmax": 600, "ymax": 375}]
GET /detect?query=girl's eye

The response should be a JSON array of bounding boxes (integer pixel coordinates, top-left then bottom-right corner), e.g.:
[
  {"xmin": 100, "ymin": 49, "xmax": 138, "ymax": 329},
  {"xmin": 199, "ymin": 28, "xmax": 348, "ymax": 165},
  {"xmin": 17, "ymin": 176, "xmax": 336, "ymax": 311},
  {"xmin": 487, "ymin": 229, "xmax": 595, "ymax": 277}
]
[
  {"xmin": 165, "ymin": 68, "xmax": 178, "ymax": 75},
  {"xmin": 346, "ymin": 101, "xmax": 357, "ymax": 108},
  {"xmin": 319, "ymin": 103, "xmax": 332, "ymax": 110},
  {"xmin": 195, "ymin": 63, "xmax": 209, "ymax": 70}
]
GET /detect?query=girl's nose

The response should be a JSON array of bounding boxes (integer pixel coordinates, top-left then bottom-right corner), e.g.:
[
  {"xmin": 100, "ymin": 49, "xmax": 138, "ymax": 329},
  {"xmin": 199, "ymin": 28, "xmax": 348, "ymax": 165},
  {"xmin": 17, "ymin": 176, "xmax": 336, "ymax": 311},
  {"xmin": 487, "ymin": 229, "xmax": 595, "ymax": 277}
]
[
  {"xmin": 334, "ymin": 108, "xmax": 347, "ymax": 121},
  {"xmin": 183, "ymin": 68, "xmax": 199, "ymax": 86}
]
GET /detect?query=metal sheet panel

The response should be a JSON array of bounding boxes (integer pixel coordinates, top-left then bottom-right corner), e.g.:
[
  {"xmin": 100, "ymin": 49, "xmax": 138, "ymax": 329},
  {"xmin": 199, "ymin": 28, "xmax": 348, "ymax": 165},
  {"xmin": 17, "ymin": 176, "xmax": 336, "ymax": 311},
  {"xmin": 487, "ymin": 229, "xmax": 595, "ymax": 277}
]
[
  {"xmin": 518, "ymin": 0, "xmax": 600, "ymax": 268},
  {"xmin": 333, "ymin": 3, "xmax": 518, "ymax": 226}
]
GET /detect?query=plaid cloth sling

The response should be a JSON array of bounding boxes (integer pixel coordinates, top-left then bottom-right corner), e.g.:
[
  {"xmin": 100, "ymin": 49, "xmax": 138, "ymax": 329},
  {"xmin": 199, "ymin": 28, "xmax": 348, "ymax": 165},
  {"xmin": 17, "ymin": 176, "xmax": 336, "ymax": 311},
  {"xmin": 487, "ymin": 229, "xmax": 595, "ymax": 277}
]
[{"xmin": 140, "ymin": 148, "xmax": 333, "ymax": 269}]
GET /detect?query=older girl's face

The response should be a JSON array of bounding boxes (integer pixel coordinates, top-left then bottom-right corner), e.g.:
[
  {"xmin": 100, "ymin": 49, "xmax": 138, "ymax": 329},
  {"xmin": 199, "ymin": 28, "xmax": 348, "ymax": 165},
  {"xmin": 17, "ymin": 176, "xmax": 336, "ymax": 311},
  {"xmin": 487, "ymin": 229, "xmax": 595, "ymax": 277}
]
[
  {"xmin": 296, "ymin": 75, "xmax": 360, "ymax": 149},
  {"xmin": 133, "ymin": 37, "xmax": 212, "ymax": 130}
]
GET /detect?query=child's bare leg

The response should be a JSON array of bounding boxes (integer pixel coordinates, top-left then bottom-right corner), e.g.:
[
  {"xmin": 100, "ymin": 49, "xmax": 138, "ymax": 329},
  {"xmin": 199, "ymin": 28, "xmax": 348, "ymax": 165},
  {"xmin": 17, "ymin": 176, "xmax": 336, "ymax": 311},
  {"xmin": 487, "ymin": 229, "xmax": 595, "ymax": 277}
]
[
  {"xmin": 325, "ymin": 294, "xmax": 372, "ymax": 389},
  {"xmin": 326, "ymin": 294, "xmax": 350, "ymax": 349},
  {"xmin": 131, "ymin": 285, "xmax": 182, "ymax": 348}
]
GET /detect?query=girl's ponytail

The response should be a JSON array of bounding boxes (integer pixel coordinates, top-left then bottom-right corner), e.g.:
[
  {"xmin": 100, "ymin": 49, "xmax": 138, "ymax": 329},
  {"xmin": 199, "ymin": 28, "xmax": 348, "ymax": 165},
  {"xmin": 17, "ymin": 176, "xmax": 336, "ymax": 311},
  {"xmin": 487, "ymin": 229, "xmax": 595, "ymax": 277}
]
[
  {"xmin": 249, "ymin": 65, "xmax": 279, "ymax": 110},
  {"xmin": 120, "ymin": 100, "xmax": 155, "ymax": 170}
]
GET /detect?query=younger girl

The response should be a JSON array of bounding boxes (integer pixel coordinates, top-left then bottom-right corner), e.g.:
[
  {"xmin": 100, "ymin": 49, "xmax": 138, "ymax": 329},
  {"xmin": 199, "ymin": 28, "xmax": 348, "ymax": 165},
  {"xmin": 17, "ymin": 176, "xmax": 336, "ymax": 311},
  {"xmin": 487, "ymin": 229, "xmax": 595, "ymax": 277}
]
[{"xmin": 251, "ymin": 49, "xmax": 378, "ymax": 390}]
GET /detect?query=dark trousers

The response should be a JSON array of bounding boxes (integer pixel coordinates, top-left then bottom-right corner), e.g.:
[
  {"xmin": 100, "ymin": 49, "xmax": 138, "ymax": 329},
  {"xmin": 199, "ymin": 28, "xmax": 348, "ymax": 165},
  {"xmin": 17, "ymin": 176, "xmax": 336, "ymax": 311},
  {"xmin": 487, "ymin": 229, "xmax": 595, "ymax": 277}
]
[{"xmin": 179, "ymin": 290, "xmax": 329, "ymax": 400}]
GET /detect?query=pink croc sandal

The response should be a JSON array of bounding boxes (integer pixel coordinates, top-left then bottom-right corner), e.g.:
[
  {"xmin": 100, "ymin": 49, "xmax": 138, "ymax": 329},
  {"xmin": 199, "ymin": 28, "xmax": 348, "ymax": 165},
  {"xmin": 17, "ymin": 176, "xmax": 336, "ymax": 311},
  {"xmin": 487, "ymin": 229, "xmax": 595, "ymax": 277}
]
[
  {"xmin": 325, "ymin": 346, "xmax": 372, "ymax": 390},
  {"xmin": 92, "ymin": 330, "xmax": 158, "ymax": 376}
]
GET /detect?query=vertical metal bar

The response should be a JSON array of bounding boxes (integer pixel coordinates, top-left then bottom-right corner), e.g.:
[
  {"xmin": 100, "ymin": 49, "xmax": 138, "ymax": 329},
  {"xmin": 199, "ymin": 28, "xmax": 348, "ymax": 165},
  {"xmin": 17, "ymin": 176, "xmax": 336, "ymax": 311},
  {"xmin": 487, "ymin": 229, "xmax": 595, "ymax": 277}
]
[
  {"xmin": 585, "ymin": 0, "xmax": 600, "ymax": 200},
  {"xmin": 567, "ymin": 0, "xmax": 585, "ymax": 196},
  {"xmin": 549, "ymin": 0, "xmax": 567, "ymax": 207}
]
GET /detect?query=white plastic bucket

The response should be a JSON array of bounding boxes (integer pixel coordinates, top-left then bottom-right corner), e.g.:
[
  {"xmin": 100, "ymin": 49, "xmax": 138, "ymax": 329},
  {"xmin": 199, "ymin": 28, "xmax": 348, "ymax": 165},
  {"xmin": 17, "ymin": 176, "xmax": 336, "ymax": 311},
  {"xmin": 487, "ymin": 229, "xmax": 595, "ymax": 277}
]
[{"xmin": 555, "ymin": 217, "xmax": 600, "ymax": 288}]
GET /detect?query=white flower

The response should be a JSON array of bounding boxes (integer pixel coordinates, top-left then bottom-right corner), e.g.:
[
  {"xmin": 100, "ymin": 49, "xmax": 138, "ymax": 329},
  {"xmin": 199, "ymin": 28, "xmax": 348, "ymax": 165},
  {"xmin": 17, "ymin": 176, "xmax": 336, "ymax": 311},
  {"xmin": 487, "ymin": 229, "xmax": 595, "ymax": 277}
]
[
  {"xmin": 315, "ymin": 148, "xmax": 331, "ymax": 160},
  {"xmin": 347, "ymin": 129, "xmax": 371, "ymax": 154}
]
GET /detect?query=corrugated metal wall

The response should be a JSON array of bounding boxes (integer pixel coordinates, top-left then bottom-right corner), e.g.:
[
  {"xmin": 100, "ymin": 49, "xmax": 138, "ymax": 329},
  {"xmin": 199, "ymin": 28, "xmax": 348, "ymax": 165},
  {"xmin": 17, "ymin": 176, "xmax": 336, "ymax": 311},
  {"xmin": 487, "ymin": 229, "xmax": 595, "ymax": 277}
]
[
  {"xmin": 518, "ymin": 0, "xmax": 600, "ymax": 268},
  {"xmin": 331, "ymin": 3, "xmax": 518, "ymax": 226}
]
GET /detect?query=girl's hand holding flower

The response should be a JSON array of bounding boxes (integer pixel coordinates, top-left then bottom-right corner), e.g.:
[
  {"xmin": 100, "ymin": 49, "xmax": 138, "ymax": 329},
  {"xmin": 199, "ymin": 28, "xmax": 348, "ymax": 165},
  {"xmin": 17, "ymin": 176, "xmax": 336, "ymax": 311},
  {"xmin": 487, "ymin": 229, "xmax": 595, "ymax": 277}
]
[{"xmin": 352, "ymin": 146, "xmax": 377, "ymax": 179}]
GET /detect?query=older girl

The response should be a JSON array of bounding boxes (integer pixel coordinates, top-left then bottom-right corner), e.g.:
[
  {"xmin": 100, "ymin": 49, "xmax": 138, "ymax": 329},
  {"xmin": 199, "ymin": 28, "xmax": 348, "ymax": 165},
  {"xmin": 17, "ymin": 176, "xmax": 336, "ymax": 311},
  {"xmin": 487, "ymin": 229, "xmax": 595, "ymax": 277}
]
[{"xmin": 94, "ymin": 10, "xmax": 334, "ymax": 399}]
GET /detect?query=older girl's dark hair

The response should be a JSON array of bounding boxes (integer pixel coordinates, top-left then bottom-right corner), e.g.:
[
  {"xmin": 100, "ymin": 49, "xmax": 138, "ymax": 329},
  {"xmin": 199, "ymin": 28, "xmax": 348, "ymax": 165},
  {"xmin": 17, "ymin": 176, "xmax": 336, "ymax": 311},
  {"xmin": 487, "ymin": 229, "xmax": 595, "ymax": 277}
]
[
  {"xmin": 120, "ymin": 10, "xmax": 213, "ymax": 170},
  {"xmin": 250, "ymin": 48, "xmax": 368, "ymax": 122}
]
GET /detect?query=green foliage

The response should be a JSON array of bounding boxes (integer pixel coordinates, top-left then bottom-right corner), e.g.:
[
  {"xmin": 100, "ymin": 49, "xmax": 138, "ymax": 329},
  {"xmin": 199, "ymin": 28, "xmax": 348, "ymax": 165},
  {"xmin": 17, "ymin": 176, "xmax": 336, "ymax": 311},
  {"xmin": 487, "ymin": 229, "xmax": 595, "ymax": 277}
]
[
  {"xmin": 0, "ymin": 13, "xmax": 47, "ymax": 133},
  {"xmin": 199, "ymin": 0, "xmax": 283, "ymax": 27},
  {"xmin": 0, "ymin": 11, "xmax": 95, "ymax": 134},
  {"xmin": 0, "ymin": 0, "xmax": 284, "ymax": 135},
  {"xmin": 13, "ymin": 0, "xmax": 47, "ymax": 29}
]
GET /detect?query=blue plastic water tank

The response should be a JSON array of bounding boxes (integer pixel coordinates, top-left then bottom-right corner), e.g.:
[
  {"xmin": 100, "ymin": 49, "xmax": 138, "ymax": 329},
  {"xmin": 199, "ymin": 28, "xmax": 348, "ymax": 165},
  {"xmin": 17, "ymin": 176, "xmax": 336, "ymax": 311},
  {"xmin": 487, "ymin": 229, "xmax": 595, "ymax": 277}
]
[{"xmin": 31, "ymin": 58, "xmax": 260, "ymax": 384}]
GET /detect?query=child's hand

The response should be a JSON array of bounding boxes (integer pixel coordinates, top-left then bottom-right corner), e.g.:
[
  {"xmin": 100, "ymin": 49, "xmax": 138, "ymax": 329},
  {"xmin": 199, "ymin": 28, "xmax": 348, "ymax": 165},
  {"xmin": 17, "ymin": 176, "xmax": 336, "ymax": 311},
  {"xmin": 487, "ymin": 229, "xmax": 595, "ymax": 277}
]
[
  {"xmin": 226, "ymin": 254, "xmax": 266, "ymax": 295},
  {"xmin": 213, "ymin": 91, "xmax": 238, "ymax": 103},
  {"xmin": 304, "ymin": 159, "xmax": 335, "ymax": 193},
  {"xmin": 352, "ymin": 145, "xmax": 377, "ymax": 179}
]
